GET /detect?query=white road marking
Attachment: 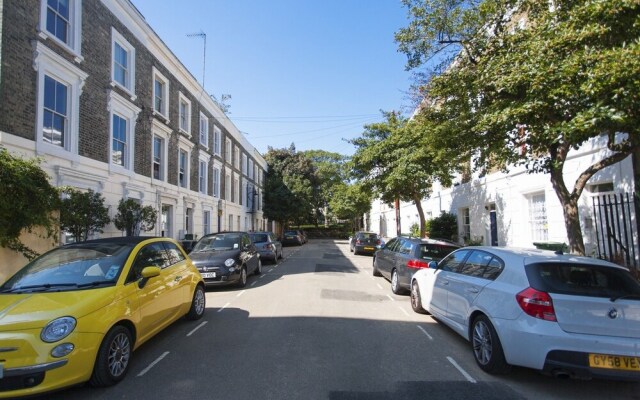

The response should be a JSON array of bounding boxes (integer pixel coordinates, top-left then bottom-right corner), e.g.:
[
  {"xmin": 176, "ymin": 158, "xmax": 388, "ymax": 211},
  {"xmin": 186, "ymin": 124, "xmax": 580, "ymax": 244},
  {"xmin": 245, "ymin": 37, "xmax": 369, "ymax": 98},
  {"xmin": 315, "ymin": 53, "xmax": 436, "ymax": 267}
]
[
  {"xmin": 250, "ymin": 281, "xmax": 258, "ymax": 287},
  {"xmin": 186, "ymin": 321, "xmax": 208, "ymax": 337},
  {"xmin": 137, "ymin": 351, "xmax": 169, "ymax": 377},
  {"xmin": 447, "ymin": 356, "xmax": 477, "ymax": 383},
  {"xmin": 259, "ymin": 274, "xmax": 267, "ymax": 279},
  {"xmin": 417, "ymin": 325, "xmax": 433, "ymax": 340},
  {"xmin": 268, "ymin": 269, "xmax": 274, "ymax": 273},
  {"xmin": 236, "ymin": 290, "xmax": 246, "ymax": 298},
  {"xmin": 376, "ymin": 283, "xmax": 384, "ymax": 290},
  {"xmin": 398, "ymin": 306, "xmax": 410, "ymax": 317},
  {"xmin": 386, "ymin": 294, "xmax": 395, "ymax": 302},
  {"xmin": 217, "ymin": 302, "xmax": 231, "ymax": 312}
]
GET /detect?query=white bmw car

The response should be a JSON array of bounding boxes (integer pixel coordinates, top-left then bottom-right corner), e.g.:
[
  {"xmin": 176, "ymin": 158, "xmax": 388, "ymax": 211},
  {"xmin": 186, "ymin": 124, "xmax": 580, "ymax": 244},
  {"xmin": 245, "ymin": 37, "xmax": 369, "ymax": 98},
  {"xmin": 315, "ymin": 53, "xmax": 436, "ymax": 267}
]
[{"xmin": 410, "ymin": 246, "xmax": 640, "ymax": 380}]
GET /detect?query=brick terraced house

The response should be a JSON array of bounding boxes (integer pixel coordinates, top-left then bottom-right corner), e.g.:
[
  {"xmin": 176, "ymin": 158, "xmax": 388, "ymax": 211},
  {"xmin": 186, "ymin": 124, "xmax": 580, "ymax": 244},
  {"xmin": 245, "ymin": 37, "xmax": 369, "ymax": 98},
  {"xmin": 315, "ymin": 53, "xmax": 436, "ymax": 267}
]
[{"xmin": 0, "ymin": 0, "xmax": 269, "ymax": 270}]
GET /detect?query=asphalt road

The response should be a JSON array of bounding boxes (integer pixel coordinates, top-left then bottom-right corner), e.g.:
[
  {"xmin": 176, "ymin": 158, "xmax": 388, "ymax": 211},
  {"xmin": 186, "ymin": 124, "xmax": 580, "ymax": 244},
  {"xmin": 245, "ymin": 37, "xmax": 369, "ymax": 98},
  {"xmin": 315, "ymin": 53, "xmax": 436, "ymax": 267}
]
[{"xmin": 39, "ymin": 239, "xmax": 640, "ymax": 400}]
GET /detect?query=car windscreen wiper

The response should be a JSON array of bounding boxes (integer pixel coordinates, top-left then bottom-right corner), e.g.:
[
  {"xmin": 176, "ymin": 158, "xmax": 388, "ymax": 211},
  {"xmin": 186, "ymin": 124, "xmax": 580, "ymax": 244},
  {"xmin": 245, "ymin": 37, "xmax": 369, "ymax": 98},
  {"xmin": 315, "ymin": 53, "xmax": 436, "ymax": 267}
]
[
  {"xmin": 76, "ymin": 280, "xmax": 115, "ymax": 288},
  {"xmin": 610, "ymin": 293, "xmax": 640, "ymax": 302},
  {"xmin": 0, "ymin": 283, "xmax": 78, "ymax": 293}
]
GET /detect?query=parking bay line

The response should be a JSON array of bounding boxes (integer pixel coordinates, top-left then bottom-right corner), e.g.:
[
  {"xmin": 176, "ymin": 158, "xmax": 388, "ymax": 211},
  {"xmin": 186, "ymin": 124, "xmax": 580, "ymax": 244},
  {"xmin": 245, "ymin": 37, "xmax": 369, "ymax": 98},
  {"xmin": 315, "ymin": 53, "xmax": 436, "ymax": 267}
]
[
  {"xmin": 398, "ymin": 306, "xmax": 411, "ymax": 317},
  {"xmin": 417, "ymin": 325, "xmax": 433, "ymax": 340},
  {"xmin": 217, "ymin": 302, "xmax": 231, "ymax": 312},
  {"xmin": 137, "ymin": 351, "xmax": 169, "ymax": 377},
  {"xmin": 236, "ymin": 290, "xmax": 246, "ymax": 298},
  {"xmin": 447, "ymin": 356, "xmax": 477, "ymax": 383},
  {"xmin": 386, "ymin": 294, "xmax": 395, "ymax": 302},
  {"xmin": 186, "ymin": 321, "xmax": 208, "ymax": 337}
]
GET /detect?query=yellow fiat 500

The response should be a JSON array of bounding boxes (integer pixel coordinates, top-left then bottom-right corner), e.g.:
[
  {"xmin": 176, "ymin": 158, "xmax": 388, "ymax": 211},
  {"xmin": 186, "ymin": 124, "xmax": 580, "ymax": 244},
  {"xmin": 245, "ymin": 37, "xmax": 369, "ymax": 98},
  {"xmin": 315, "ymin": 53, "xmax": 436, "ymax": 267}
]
[{"xmin": 0, "ymin": 237, "xmax": 205, "ymax": 398}]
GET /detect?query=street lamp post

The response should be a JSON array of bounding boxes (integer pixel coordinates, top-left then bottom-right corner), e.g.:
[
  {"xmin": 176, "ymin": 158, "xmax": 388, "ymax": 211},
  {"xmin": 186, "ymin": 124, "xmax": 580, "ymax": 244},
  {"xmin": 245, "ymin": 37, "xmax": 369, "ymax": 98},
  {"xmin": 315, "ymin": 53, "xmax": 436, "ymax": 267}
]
[{"xmin": 217, "ymin": 199, "xmax": 223, "ymax": 233}]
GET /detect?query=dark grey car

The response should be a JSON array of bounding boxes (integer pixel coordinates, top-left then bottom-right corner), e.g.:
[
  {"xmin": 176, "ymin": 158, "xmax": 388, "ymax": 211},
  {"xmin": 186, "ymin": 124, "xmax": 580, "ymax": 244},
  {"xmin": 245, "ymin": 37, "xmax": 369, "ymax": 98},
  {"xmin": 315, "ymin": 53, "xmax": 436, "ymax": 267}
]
[
  {"xmin": 189, "ymin": 232, "xmax": 261, "ymax": 288},
  {"xmin": 249, "ymin": 231, "xmax": 282, "ymax": 264},
  {"xmin": 349, "ymin": 231, "xmax": 382, "ymax": 255},
  {"xmin": 373, "ymin": 236, "xmax": 460, "ymax": 294}
]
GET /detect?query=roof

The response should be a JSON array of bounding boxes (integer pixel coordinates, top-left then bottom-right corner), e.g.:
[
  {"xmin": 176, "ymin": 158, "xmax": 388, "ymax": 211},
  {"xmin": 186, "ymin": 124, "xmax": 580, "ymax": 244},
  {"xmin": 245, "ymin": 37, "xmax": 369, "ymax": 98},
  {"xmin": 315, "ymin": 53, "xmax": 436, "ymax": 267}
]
[{"xmin": 66, "ymin": 236, "xmax": 162, "ymax": 246}]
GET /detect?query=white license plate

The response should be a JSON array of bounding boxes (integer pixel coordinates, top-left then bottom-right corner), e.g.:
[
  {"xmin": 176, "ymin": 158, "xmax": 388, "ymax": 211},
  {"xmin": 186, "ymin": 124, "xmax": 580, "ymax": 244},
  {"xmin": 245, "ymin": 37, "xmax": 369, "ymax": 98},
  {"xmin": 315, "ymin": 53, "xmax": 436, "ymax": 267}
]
[{"xmin": 201, "ymin": 272, "xmax": 216, "ymax": 278}]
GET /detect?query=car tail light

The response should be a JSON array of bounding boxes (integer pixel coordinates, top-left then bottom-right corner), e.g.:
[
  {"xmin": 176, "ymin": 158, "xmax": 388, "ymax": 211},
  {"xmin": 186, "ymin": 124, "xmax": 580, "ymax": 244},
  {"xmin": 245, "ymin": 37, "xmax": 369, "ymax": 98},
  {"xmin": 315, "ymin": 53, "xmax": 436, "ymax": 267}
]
[
  {"xmin": 263, "ymin": 244, "xmax": 273, "ymax": 250},
  {"xmin": 376, "ymin": 239, "xmax": 381, "ymax": 245},
  {"xmin": 407, "ymin": 259, "xmax": 430, "ymax": 269},
  {"xmin": 516, "ymin": 287, "xmax": 557, "ymax": 321},
  {"xmin": 356, "ymin": 239, "xmax": 362, "ymax": 245}
]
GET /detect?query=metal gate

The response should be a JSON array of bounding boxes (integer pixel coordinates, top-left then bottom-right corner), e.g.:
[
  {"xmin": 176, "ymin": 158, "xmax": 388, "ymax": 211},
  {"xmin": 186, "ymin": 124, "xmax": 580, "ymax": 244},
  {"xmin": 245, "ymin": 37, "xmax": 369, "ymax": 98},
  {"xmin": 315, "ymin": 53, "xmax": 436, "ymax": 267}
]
[{"xmin": 592, "ymin": 192, "xmax": 639, "ymax": 270}]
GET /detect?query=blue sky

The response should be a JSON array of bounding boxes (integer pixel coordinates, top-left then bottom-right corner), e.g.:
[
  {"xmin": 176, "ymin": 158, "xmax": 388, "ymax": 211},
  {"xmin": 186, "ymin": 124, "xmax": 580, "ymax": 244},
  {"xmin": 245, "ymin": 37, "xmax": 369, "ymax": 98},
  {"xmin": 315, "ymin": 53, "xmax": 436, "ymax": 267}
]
[{"xmin": 132, "ymin": 0, "xmax": 414, "ymax": 156}]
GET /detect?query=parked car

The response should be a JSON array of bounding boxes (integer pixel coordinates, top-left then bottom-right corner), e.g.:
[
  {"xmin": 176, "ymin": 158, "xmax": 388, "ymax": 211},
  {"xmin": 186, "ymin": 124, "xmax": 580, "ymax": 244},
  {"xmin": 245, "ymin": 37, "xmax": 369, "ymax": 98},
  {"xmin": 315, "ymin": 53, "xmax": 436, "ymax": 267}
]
[
  {"xmin": 373, "ymin": 236, "xmax": 460, "ymax": 294},
  {"xmin": 180, "ymin": 239, "xmax": 197, "ymax": 254},
  {"xmin": 410, "ymin": 246, "xmax": 640, "ymax": 380},
  {"xmin": 350, "ymin": 231, "xmax": 383, "ymax": 255},
  {"xmin": 249, "ymin": 231, "xmax": 283, "ymax": 264},
  {"xmin": 189, "ymin": 232, "xmax": 261, "ymax": 287},
  {"xmin": 0, "ymin": 237, "xmax": 205, "ymax": 398},
  {"xmin": 281, "ymin": 230, "xmax": 305, "ymax": 246}
]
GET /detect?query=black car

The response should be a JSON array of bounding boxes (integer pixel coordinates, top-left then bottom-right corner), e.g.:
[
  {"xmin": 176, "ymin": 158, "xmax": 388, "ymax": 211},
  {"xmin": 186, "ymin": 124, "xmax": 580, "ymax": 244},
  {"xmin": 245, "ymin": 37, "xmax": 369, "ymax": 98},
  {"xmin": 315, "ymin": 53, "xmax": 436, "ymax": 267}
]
[
  {"xmin": 189, "ymin": 232, "xmax": 261, "ymax": 288},
  {"xmin": 249, "ymin": 231, "xmax": 283, "ymax": 264},
  {"xmin": 349, "ymin": 231, "xmax": 382, "ymax": 255},
  {"xmin": 281, "ymin": 230, "xmax": 304, "ymax": 246},
  {"xmin": 373, "ymin": 236, "xmax": 460, "ymax": 294}
]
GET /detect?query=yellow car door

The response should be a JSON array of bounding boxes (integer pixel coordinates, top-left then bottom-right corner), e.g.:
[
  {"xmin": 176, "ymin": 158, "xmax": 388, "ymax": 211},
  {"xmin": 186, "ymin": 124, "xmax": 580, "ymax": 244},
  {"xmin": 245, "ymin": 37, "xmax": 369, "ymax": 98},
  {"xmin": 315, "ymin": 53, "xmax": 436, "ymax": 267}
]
[{"xmin": 127, "ymin": 241, "xmax": 177, "ymax": 342}]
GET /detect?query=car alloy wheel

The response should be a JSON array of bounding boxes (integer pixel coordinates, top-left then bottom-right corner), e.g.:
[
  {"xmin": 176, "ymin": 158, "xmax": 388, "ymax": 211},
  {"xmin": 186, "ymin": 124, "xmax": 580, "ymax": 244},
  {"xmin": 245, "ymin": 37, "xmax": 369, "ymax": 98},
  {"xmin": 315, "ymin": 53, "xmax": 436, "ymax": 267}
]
[
  {"xmin": 391, "ymin": 269, "xmax": 400, "ymax": 294},
  {"xmin": 237, "ymin": 267, "xmax": 247, "ymax": 288},
  {"xmin": 255, "ymin": 259, "xmax": 262, "ymax": 275},
  {"xmin": 90, "ymin": 325, "xmax": 132, "ymax": 387},
  {"xmin": 186, "ymin": 285, "xmax": 206, "ymax": 320},
  {"xmin": 471, "ymin": 315, "xmax": 510, "ymax": 374},
  {"xmin": 410, "ymin": 281, "xmax": 427, "ymax": 314}
]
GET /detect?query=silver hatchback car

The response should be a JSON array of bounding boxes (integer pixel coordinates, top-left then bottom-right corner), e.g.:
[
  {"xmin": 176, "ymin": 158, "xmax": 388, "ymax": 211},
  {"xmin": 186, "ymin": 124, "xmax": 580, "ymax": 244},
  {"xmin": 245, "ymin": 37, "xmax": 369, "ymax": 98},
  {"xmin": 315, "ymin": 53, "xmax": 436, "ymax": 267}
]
[{"xmin": 410, "ymin": 246, "xmax": 640, "ymax": 380}]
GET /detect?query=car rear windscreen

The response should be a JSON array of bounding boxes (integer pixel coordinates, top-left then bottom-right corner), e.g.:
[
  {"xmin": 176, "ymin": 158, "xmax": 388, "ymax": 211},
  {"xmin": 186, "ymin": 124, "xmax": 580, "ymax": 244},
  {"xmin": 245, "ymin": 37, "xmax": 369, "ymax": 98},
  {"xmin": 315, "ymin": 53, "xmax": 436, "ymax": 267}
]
[
  {"xmin": 525, "ymin": 262, "xmax": 640, "ymax": 299},
  {"xmin": 251, "ymin": 234, "xmax": 268, "ymax": 243},
  {"xmin": 419, "ymin": 244, "xmax": 458, "ymax": 260}
]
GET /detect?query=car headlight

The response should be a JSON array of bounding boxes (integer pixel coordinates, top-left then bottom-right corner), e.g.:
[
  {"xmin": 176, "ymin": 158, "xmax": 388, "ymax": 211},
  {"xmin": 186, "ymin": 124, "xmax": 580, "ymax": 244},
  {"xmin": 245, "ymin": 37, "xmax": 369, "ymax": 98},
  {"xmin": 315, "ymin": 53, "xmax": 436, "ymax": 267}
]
[
  {"xmin": 224, "ymin": 258, "xmax": 236, "ymax": 267},
  {"xmin": 41, "ymin": 317, "xmax": 76, "ymax": 343}
]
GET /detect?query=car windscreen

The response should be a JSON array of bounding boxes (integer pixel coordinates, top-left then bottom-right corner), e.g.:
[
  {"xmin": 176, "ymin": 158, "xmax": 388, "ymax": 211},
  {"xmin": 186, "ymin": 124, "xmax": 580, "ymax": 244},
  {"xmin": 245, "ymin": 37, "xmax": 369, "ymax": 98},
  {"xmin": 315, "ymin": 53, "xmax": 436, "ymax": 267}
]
[
  {"xmin": 1, "ymin": 243, "xmax": 133, "ymax": 293},
  {"xmin": 525, "ymin": 262, "xmax": 640, "ymax": 299},
  {"xmin": 192, "ymin": 234, "xmax": 241, "ymax": 252},
  {"xmin": 284, "ymin": 231, "xmax": 298, "ymax": 236},
  {"xmin": 419, "ymin": 244, "xmax": 459, "ymax": 260},
  {"xmin": 250, "ymin": 234, "xmax": 268, "ymax": 243}
]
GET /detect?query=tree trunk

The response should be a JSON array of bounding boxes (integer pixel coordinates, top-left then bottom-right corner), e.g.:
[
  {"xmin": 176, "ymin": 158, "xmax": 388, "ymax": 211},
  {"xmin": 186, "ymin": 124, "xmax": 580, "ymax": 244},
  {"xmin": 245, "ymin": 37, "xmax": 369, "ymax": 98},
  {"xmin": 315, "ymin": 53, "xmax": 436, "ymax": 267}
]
[{"xmin": 414, "ymin": 195, "xmax": 427, "ymax": 238}]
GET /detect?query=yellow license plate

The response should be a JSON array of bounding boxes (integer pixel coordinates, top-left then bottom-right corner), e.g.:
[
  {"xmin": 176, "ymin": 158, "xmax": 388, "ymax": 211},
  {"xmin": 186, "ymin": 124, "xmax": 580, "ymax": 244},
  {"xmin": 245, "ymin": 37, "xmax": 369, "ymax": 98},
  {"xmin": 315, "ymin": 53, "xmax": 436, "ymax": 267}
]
[{"xmin": 589, "ymin": 354, "xmax": 640, "ymax": 371}]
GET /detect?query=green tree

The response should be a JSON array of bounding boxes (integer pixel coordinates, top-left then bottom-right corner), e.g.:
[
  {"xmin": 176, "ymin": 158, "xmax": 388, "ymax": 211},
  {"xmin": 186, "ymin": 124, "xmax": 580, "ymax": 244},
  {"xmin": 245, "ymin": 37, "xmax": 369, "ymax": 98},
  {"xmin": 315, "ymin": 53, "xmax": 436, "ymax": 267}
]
[
  {"xmin": 350, "ymin": 111, "xmax": 453, "ymax": 238},
  {"xmin": 302, "ymin": 150, "xmax": 348, "ymax": 227},
  {"xmin": 0, "ymin": 148, "xmax": 59, "ymax": 260},
  {"xmin": 60, "ymin": 188, "xmax": 110, "ymax": 242},
  {"xmin": 263, "ymin": 145, "xmax": 316, "ymax": 227},
  {"xmin": 113, "ymin": 199, "xmax": 158, "ymax": 236},
  {"xmin": 329, "ymin": 182, "xmax": 372, "ymax": 231},
  {"xmin": 426, "ymin": 212, "xmax": 458, "ymax": 242},
  {"xmin": 396, "ymin": 0, "xmax": 640, "ymax": 254}
]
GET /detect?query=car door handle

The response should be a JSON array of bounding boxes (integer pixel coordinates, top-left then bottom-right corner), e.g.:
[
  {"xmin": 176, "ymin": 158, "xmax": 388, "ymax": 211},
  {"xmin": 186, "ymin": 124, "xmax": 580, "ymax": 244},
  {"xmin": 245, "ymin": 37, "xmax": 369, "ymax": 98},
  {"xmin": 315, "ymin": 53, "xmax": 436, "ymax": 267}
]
[{"xmin": 465, "ymin": 287, "xmax": 479, "ymax": 293}]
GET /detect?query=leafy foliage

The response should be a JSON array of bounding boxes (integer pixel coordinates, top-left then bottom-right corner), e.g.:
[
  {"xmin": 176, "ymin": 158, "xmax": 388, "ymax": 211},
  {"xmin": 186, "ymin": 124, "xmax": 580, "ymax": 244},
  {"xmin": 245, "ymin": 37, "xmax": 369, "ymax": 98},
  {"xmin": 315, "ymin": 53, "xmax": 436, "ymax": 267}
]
[
  {"xmin": 329, "ymin": 182, "xmax": 372, "ymax": 222},
  {"xmin": 0, "ymin": 148, "xmax": 59, "ymax": 260},
  {"xmin": 301, "ymin": 150, "xmax": 348, "ymax": 226},
  {"xmin": 425, "ymin": 211, "xmax": 458, "ymax": 241},
  {"xmin": 60, "ymin": 188, "xmax": 110, "ymax": 242},
  {"xmin": 113, "ymin": 199, "xmax": 158, "ymax": 236},
  {"xmin": 396, "ymin": 0, "xmax": 640, "ymax": 254}
]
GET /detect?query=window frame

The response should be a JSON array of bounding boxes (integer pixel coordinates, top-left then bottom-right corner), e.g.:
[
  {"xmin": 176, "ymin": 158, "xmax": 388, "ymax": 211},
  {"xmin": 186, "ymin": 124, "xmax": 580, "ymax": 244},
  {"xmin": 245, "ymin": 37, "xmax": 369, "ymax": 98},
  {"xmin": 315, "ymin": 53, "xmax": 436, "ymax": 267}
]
[
  {"xmin": 111, "ymin": 28, "xmax": 136, "ymax": 99},
  {"xmin": 198, "ymin": 112, "xmax": 208, "ymax": 148},
  {"xmin": 213, "ymin": 126, "xmax": 221, "ymax": 155},
  {"xmin": 108, "ymin": 90, "xmax": 140, "ymax": 175},
  {"xmin": 528, "ymin": 192, "xmax": 549, "ymax": 242},
  {"xmin": 177, "ymin": 134, "xmax": 194, "ymax": 190},
  {"xmin": 39, "ymin": 0, "xmax": 83, "ymax": 61},
  {"xmin": 212, "ymin": 166, "xmax": 221, "ymax": 198},
  {"xmin": 152, "ymin": 67, "xmax": 170, "ymax": 120},
  {"xmin": 34, "ymin": 42, "xmax": 87, "ymax": 161},
  {"xmin": 152, "ymin": 120, "xmax": 171, "ymax": 182},
  {"xmin": 178, "ymin": 91, "xmax": 192, "ymax": 136}
]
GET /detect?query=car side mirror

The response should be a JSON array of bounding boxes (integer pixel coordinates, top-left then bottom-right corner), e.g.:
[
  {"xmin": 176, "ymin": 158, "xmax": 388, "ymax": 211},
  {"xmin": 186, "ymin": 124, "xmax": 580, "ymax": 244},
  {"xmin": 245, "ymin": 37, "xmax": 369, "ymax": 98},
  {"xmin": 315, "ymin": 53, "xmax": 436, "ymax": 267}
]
[
  {"xmin": 428, "ymin": 261, "xmax": 438, "ymax": 269},
  {"xmin": 138, "ymin": 266, "xmax": 161, "ymax": 288}
]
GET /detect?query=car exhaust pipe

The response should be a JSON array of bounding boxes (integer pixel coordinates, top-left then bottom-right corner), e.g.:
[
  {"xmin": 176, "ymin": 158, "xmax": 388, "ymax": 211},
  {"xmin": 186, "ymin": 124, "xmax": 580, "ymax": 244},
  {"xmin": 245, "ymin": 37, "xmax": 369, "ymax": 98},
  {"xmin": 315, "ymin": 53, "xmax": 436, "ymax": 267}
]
[{"xmin": 551, "ymin": 369, "xmax": 571, "ymax": 379}]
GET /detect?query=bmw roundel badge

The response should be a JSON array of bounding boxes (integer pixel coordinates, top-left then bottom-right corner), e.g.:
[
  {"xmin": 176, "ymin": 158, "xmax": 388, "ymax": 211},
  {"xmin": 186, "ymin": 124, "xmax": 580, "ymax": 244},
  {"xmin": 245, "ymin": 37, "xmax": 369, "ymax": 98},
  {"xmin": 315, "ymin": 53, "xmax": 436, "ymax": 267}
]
[{"xmin": 608, "ymin": 308, "xmax": 619, "ymax": 319}]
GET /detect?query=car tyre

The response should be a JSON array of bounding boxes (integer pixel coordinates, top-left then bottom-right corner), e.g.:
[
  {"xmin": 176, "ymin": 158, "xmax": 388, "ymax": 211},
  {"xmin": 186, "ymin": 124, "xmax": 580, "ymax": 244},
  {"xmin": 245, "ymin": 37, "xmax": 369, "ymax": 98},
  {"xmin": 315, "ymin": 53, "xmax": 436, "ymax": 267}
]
[
  {"xmin": 186, "ymin": 285, "xmax": 206, "ymax": 320},
  {"xmin": 255, "ymin": 258, "xmax": 262, "ymax": 275},
  {"xmin": 278, "ymin": 249, "xmax": 283, "ymax": 260},
  {"xmin": 471, "ymin": 314, "xmax": 511, "ymax": 374},
  {"xmin": 410, "ymin": 280, "xmax": 427, "ymax": 314},
  {"xmin": 372, "ymin": 258, "xmax": 382, "ymax": 277},
  {"xmin": 237, "ymin": 267, "xmax": 248, "ymax": 288},
  {"xmin": 90, "ymin": 325, "xmax": 132, "ymax": 387},
  {"xmin": 391, "ymin": 269, "xmax": 406, "ymax": 295}
]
